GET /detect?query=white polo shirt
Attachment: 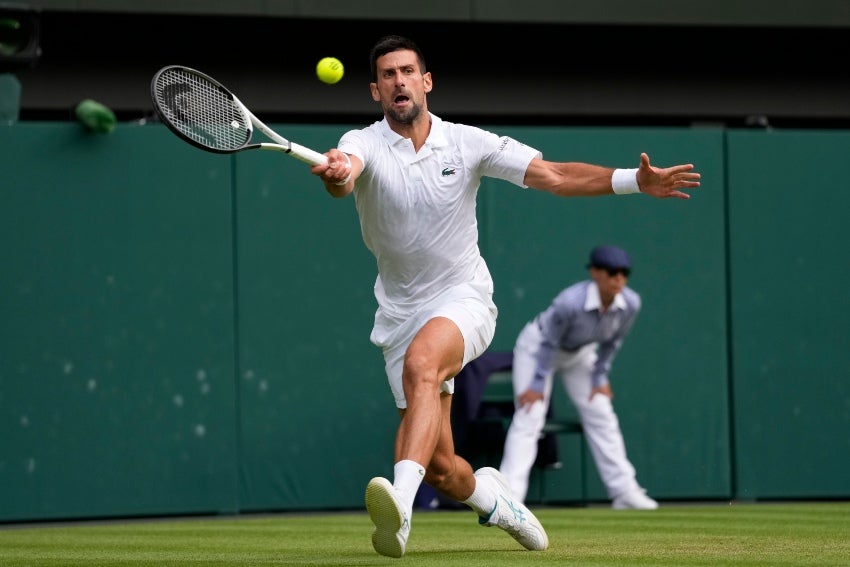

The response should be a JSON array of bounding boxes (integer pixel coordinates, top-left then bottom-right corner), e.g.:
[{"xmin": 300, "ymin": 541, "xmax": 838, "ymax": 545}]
[{"xmin": 338, "ymin": 113, "xmax": 541, "ymax": 319}]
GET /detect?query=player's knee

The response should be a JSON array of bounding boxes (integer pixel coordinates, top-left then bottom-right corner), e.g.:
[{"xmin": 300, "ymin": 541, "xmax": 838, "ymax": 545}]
[
  {"xmin": 402, "ymin": 353, "xmax": 441, "ymax": 391},
  {"xmin": 424, "ymin": 457, "xmax": 453, "ymax": 488}
]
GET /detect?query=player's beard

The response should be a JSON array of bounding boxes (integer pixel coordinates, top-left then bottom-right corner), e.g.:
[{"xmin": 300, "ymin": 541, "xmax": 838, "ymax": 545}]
[{"xmin": 385, "ymin": 101, "xmax": 422, "ymax": 126}]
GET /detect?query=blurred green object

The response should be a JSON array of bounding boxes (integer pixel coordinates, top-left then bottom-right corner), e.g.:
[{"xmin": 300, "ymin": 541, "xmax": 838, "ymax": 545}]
[
  {"xmin": 0, "ymin": 4, "xmax": 41, "ymax": 70},
  {"xmin": 75, "ymin": 98, "xmax": 116, "ymax": 134},
  {"xmin": 0, "ymin": 16, "xmax": 23, "ymax": 57}
]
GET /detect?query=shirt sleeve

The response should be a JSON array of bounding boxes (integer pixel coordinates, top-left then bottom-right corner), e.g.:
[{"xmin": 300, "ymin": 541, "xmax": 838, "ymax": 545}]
[
  {"xmin": 338, "ymin": 128, "xmax": 369, "ymax": 166},
  {"xmin": 464, "ymin": 126, "xmax": 542, "ymax": 188}
]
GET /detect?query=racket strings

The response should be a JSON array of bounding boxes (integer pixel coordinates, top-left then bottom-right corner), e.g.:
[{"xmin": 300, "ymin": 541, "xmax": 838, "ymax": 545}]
[{"xmin": 153, "ymin": 68, "xmax": 251, "ymax": 151}]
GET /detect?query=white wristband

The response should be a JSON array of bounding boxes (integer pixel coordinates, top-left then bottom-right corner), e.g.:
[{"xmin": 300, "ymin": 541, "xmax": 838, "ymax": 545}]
[
  {"xmin": 333, "ymin": 153, "xmax": 352, "ymax": 186},
  {"xmin": 612, "ymin": 168, "xmax": 640, "ymax": 195}
]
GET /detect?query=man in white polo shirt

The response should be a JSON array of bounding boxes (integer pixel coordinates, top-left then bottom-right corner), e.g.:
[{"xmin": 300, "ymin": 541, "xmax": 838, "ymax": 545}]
[{"xmin": 310, "ymin": 35, "xmax": 698, "ymax": 557}]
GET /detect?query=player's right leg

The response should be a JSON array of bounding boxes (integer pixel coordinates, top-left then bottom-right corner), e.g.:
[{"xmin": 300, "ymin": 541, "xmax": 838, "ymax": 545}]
[
  {"xmin": 366, "ymin": 476, "xmax": 411, "ymax": 558},
  {"xmin": 366, "ymin": 316, "xmax": 466, "ymax": 557}
]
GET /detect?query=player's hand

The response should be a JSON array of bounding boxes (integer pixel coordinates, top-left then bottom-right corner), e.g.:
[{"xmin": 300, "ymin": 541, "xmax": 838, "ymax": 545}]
[
  {"xmin": 636, "ymin": 152, "xmax": 700, "ymax": 200},
  {"xmin": 313, "ymin": 149, "xmax": 350, "ymax": 182},
  {"xmin": 314, "ymin": 149, "xmax": 354, "ymax": 196}
]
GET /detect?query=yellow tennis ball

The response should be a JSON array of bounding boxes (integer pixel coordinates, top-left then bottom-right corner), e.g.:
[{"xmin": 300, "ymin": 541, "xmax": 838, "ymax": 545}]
[{"xmin": 316, "ymin": 57, "xmax": 344, "ymax": 84}]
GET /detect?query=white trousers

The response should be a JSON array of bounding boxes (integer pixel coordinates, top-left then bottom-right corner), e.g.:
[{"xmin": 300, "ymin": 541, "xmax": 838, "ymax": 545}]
[{"xmin": 499, "ymin": 322, "xmax": 640, "ymax": 502}]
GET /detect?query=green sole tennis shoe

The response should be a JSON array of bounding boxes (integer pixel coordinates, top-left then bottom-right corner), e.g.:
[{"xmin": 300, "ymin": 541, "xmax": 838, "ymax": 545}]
[{"xmin": 365, "ymin": 477, "xmax": 410, "ymax": 558}]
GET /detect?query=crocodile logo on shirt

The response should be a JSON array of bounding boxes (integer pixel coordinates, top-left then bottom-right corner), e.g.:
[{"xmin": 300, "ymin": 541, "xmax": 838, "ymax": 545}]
[{"xmin": 441, "ymin": 167, "xmax": 456, "ymax": 177}]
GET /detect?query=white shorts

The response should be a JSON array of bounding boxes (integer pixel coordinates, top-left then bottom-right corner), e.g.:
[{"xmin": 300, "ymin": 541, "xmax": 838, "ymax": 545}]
[{"xmin": 371, "ymin": 283, "xmax": 497, "ymax": 409}]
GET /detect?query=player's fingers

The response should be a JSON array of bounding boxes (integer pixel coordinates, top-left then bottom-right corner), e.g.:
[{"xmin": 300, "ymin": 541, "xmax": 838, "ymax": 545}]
[
  {"xmin": 340, "ymin": 153, "xmax": 352, "ymax": 172},
  {"xmin": 669, "ymin": 173, "xmax": 700, "ymax": 186},
  {"xmin": 669, "ymin": 163, "xmax": 695, "ymax": 173}
]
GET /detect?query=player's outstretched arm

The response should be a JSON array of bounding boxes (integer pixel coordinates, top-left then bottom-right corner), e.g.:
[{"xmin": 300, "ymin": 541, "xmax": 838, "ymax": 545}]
[{"xmin": 523, "ymin": 152, "xmax": 700, "ymax": 199}]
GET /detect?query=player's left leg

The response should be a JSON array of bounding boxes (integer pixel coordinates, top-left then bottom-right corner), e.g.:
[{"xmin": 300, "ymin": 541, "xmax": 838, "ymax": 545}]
[{"xmin": 421, "ymin": 383, "xmax": 548, "ymax": 552}]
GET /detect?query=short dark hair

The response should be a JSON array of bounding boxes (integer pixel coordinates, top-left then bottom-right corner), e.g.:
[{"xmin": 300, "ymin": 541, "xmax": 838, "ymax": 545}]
[{"xmin": 369, "ymin": 35, "xmax": 427, "ymax": 82}]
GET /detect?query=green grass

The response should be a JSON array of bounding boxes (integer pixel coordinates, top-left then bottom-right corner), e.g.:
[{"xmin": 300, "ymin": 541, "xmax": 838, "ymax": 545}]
[{"xmin": 1, "ymin": 503, "xmax": 848, "ymax": 566}]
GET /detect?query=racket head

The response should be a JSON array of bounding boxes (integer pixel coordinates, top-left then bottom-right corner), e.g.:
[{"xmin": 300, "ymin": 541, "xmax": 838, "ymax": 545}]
[{"xmin": 150, "ymin": 65, "xmax": 254, "ymax": 154}]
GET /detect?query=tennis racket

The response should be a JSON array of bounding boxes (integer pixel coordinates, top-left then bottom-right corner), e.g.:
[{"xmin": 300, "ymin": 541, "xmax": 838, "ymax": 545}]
[{"xmin": 150, "ymin": 65, "xmax": 328, "ymax": 165}]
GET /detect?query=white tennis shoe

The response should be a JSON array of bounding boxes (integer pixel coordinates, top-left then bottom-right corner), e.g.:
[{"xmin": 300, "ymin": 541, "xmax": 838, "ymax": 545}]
[
  {"xmin": 365, "ymin": 477, "xmax": 411, "ymax": 558},
  {"xmin": 612, "ymin": 487, "xmax": 659, "ymax": 510},
  {"xmin": 475, "ymin": 467, "xmax": 549, "ymax": 551}
]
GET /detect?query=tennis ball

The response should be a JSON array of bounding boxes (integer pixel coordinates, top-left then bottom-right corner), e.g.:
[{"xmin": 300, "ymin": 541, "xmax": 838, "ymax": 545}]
[{"xmin": 316, "ymin": 57, "xmax": 344, "ymax": 84}]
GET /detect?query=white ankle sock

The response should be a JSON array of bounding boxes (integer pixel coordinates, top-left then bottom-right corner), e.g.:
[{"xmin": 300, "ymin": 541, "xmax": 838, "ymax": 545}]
[
  {"xmin": 463, "ymin": 474, "xmax": 496, "ymax": 516},
  {"xmin": 393, "ymin": 459, "xmax": 424, "ymax": 514}
]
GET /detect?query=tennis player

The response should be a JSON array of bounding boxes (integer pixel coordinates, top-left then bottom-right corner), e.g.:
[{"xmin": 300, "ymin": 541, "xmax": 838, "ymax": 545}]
[{"xmin": 310, "ymin": 35, "xmax": 700, "ymax": 558}]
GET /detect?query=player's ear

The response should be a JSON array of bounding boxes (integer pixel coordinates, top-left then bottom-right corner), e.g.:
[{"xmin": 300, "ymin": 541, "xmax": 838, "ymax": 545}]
[
  {"xmin": 370, "ymin": 82, "xmax": 380, "ymax": 102},
  {"xmin": 423, "ymin": 72, "xmax": 432, "ymax": 93}
]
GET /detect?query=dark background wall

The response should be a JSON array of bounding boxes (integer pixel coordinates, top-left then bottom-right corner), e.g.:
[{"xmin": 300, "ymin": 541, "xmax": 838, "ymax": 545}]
[{"xmin": 7, "ymin": 2, "xmax": 850, "ymax": 128}]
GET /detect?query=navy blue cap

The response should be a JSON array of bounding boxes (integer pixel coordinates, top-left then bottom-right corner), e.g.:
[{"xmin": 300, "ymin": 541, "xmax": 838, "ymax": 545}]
[{"xmin": 587, "ymin": 246, "xmax": 632, "ymax": 270}]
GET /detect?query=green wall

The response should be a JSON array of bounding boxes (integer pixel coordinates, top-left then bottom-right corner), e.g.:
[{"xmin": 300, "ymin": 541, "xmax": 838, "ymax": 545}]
[
  {"xmin": 0, "ymin": 124, "xmax": 239, "ymax": 519},
  {"xmin": 0, "ymin": 122, "xmax": 847, "ymax": 523},
  {"xmin": 727, "ymin": 131, "xmax": 850, "ymax": 499}
]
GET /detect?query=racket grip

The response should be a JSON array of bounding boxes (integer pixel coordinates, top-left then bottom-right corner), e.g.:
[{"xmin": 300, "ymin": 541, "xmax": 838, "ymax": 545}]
[{"xmin": 290, "ymin": 143, "xmax": 328, "ymax": 166}]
